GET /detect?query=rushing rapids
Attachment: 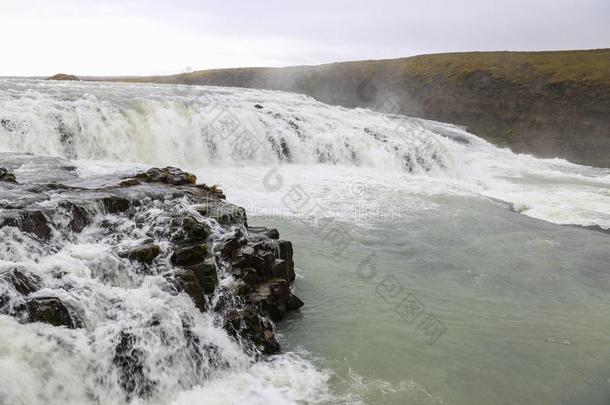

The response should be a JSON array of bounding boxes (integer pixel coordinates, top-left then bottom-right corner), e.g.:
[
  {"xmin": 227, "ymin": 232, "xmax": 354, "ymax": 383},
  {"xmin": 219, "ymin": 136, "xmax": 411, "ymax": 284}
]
[
  {"xmin": 1, "ymin": 78, "xmax": 610, "ymax": 405},
  {"xmin": 1, "ymin": 79, "xmax": 609, "ymax": 230},
  {"xmin": 0, "ymin": 156, "xmax": 323, "ymax": 405},
  {"xmin": 0, "ymin": 79, "xmax": 449, "ymax": 172}
]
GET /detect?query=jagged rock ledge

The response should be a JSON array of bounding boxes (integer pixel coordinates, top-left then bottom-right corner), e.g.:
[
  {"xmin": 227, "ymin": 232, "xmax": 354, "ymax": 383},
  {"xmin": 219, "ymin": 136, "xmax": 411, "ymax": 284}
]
[{"xmin": 0, "ymin": 164, "xmax": 303, "ymax": 355}]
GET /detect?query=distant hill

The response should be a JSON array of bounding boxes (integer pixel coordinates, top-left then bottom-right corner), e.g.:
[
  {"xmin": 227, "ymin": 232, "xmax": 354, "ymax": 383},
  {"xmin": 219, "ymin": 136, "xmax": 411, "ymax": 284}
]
[
  {"xmin": 100, "ymin": 49, "xmax": 610, "ymax": 167},
  {"xmin": 48, "ymin": 73, "xmax": 80, "ymax": 81}
]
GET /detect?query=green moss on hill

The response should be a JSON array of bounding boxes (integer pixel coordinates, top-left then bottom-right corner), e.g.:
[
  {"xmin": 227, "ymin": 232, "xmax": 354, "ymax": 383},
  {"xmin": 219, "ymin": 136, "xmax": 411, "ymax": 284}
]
[
  {"xmin": 392, "ymin": 49, "xmax": 610, "ymax": 85},
  {"xmin": 137, "ymin": 49, "xmax": 609, "ymax": 87}
]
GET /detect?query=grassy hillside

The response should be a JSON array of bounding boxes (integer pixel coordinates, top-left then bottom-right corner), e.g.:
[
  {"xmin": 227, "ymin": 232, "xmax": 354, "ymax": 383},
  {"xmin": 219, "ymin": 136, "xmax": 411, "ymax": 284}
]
[{"xmin": 104, "ymin": 49, "xmax": 610, "ymax": 167}]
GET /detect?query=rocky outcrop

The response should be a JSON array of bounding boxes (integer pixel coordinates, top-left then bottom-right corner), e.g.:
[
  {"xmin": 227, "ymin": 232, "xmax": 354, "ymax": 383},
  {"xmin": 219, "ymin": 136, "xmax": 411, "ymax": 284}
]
[
  {"xmin": 134, "ymin": 166, "xmax": 197, "ymax": 186},
  {"xmin": 0, "ymin": 267, "xmax": 81, "ymax": 329},
  {"xmin": 0, "ymin": 163, "xmax": 302, "ymax": 356}
]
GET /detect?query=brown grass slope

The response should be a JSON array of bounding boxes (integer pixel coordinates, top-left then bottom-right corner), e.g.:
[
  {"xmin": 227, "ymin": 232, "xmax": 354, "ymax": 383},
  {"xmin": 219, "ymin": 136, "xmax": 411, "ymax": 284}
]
[{"xmin": 108, "ymin": 49, "xmax": 610, "ymax": 167}]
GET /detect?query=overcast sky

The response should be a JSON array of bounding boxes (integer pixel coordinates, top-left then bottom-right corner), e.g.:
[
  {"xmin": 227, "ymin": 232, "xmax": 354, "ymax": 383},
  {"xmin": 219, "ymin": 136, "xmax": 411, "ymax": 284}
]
[{"xmin": 2, "ymin": 0, "xmax": 609, "ymax": 76}]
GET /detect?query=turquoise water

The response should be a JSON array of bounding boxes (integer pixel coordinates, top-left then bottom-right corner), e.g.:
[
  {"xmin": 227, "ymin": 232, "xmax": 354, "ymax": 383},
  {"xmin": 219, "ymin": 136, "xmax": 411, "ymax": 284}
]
[{"xmin": 259, "ymin": 194, "xmax": 610, "ymax": 404}]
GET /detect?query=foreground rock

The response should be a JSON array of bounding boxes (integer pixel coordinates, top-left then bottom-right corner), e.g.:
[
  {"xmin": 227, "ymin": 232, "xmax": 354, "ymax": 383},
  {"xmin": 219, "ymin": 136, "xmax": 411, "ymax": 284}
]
[
  {"xmin": 119, "ymin": 244, "xmax": 161, "ymax": 264},
  {"xmin": 26, "ymin": 297, "xmax": 84, "ymax": 329},
  {"xmin": 0, "ymin": 163, "xmax": 302, "ymax": 358}
]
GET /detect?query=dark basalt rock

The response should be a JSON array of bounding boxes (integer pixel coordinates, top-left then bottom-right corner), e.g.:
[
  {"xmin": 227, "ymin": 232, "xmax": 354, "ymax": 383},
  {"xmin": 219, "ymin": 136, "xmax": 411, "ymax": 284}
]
[
  {"xmin": 231, "ymin": 240, "xmax": 295, "ymax": 282},
  {"xmin": 277, "ymin": 240, "xmax": 296, "ymax": 283},
  {"xmin": 231, "ymin": 266, "xmax": 260, "ymax": 286},
  {"xmin": 186, "ymin": 258, "xmax": 218, "ymax": 295},
  {"xmin": 172, "ymin": 215, "xmax": 210, "ymax": 242},
  {"xmin": 270, "ymin": 259, "xmax": 291, "ymax": 282},
  {"xmin": 287, "ymin": 294, "xmax": 305, "ymax": 310},
  {"xmin": 208, "ymin": 185, "xmax": 226, "ymax": 199},
  {"xmin": 118, "ymin": 178, "xmax": 142, "ymax": 187},
  {"xmin": 194, "ymin": 202, "xmax": 247, "ymax": 226},
  {"xmin": 134, "ymin": 167, "xmax": 197, "ymax": 186},
  {"xmin": 0, "ymin": 267, "xmax": 42, "ymax": 295},
  {"xmin": 249, "ymin": 279, "xmax": 301, "ymax": 322},
  {"xmin": 234, "ymin": 247, "xmax": 270, "ymax": 277},
  {"xmin": 58, "ymin": 201, "xmax": 90, "ymax": 232},
  {"xmin": 233, "ymin": 279, "xmax": 251, "ymax": 296},
  {"xmin": 26, "ymin": 297, "xmax": 83, "ymax": 328},
  {"xmin": 171, "ymin": 269, "xmax": 207, "ymax": 312},
  {"xmin": 0, "ymin": 119, "xmax": 14, "ymax": 132},
  {"xmin": 170, "ymin": 244, "xmax": 208, "ymax": 266},
  {"xmin": 0, "ymin": 209, "xmax": 52, "ymax": 240},
  {"xmin": 214, "ymin": 229, "xmax": 245, "ymax": 259},
  {"xmin": 224, "ymin": 307, "xmax": 280, "ymax": 355},
  {"xmin": 100, "ymin": 196, "xmax": 130, "ymax": 214},
  {"xmin": 1, "ymin": 162, "xmax": 304, "ymax": 362},
  {"xmin": 119, "ymin": 244, "xmax": 161, "ymax": 264},
  {"xmin": 22, "ymin": 210, "xmax": 52, "ymax": 240},
  {"xmin": 0, "ymin": 167, "xmax": 17, "ymax": 183}
]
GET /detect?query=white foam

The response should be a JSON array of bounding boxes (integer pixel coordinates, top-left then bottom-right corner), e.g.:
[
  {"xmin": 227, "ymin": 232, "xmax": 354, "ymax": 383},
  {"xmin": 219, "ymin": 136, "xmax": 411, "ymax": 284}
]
[
  {"xmin": 2, "ymin": 78, "xmax": 608, "ymax": 229},
  {"xmin": 172, "ymin": 353, "xmax": 332, "ymax": 405}
]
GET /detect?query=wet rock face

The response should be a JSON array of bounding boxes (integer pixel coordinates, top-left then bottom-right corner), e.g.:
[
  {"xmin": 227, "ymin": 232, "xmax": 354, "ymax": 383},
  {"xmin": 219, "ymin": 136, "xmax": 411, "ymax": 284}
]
[
  {"xmin": 119, "ymin": 244, "xmax": 161, "ymax": 264},
  {"xmin": 194, "ymin": 202, "xmax": 246, "ymax": 226},
  {"xmin": 0, "ymin": 159, "xmax": 303, "ymax": 403},
  {"xmin": 1, "ymin": 267, "xmax": 42, "ymax": 295},
  {"xmin": 134, "ymin": 167, "xmax": 197, "ymax": 186},
  {"xmin": 26, "ymin": 297, "xmax": 83, "ymax": 329},
  {"xmin": 171, "ymin": 244, "xmax": 208, "ymax": 266},
  {"xmin": 177, "ymin": 215, "xmax": 211, "ymax": 241},
  {"xmin": 187, "ymin": 258, "xmax": 218, "ymax": 295},
  {"xmin": 224, "ymin": 307, "xmax": 280, "ymax": 355},
  {"xmin": 59, "ymin": 201, "xmax": 90, "ymax": 232},
  {"xmin": 0, "ymin": 167, "xmax": 17, "ymax": 183},
  {"xmin": 0, "ymin": 162, "xmax": 303, "ymax": 398},
  {"xmin": 171, "ymin": 269, "xmax": 207, "ymax": 312},
  {"xmin": 100, "ymin": 196, "xmax": 130, "ymax": 214},
  {"xmin": 0, "ymin": 209, "xmax": 52, "ymax": 240},
  {"xmin": 0, "ymin": 267, "xmax": 43, "ymax": 317}
]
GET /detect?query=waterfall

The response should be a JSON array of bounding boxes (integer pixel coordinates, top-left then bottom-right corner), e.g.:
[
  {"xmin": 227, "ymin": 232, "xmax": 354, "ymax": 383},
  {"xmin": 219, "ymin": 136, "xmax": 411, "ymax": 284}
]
[{"xmin": 0, "ymin": 79, "xmax": 454, "ymax": 174}]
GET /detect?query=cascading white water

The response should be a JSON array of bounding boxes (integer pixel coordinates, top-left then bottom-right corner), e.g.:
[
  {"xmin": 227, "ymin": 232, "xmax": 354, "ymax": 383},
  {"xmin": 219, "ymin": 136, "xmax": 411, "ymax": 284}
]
[
  {"xmin": 0, "ymin": 79, "xmax": 449, "ymax": 173},
  {"xmin": 0, "ymin": 155, "xmax": 332, "ymax": 405},
  {"xmin": 1, "ymin": 78, "xmax": 609, "ymax": 229},
  {"xmin": 1, "ymin": 78, "xmax": 610, "ymax": 405}
]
